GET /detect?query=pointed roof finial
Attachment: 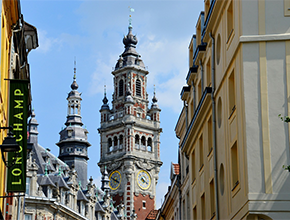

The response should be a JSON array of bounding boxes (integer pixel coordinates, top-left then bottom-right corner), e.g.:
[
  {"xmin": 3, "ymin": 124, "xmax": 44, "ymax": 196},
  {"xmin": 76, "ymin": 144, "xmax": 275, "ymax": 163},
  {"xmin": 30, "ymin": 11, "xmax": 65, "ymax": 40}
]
[
  {"xmin": 128, "ymin": 7, "xmax": 134, "ymax": 28},
  {"xmin": 74, "ymin": 57, "xmax": 77, "ymax": 79},
  {"xmin": 71, "ymin": 58, "xmax": 79, "ymax": 90}
]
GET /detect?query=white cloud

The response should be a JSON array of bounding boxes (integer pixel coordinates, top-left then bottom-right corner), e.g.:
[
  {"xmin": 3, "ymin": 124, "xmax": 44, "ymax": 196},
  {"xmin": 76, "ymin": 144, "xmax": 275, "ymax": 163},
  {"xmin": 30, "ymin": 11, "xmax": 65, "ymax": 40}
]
[
  {"xmin": 36, "ymin": 29, "xmax": 60, "ymax": 53},
  {"xmin": 89, "ymin": 54, "xmax": 119, "ymax": 95}
]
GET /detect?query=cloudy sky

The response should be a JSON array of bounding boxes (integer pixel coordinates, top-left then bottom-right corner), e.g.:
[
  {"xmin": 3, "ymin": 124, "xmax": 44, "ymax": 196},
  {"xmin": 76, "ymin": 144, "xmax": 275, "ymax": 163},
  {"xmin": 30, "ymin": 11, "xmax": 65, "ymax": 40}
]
[{"xmin": 21, "ymin": 0, "xmax": 204, "ymax": 209}]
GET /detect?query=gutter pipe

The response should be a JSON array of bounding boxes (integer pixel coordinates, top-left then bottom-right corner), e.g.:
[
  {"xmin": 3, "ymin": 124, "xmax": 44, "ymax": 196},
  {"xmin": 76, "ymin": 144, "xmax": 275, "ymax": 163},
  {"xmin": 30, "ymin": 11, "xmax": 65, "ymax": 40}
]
[{"xmin": 209, "ymin": 32, "xmax": 219, "ymax": 220}]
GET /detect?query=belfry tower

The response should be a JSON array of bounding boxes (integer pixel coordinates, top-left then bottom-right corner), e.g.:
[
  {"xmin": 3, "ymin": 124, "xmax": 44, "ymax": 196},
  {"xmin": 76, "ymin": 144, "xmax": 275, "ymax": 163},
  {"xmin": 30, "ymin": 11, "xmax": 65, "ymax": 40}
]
[
  {"xmin": 57, "ymin": 68, "xmax": 90, "ymax": 188},
  {"xmin": 98, "ymin": 23, "xmax": 162, "ymax": 219}
]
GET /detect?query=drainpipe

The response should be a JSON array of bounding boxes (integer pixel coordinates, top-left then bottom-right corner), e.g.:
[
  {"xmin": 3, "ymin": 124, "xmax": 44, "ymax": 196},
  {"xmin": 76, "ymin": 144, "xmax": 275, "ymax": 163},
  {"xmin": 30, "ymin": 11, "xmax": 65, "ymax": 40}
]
[
  {"xmin": 209, "ymin": 32, "xmax": 219, "ymax": 220},
  {"xmin": 199, "ymin": 60, "xmax": 204, "ymax": 91}
]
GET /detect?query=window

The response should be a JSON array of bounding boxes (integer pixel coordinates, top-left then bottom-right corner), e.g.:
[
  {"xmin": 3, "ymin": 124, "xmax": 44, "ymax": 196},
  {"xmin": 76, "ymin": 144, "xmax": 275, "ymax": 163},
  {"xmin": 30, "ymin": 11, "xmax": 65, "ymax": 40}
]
[
  {"xmin": 227, "ymin": 1, "xmax": 234, "ymax": 41},
  {"xmin": 193, "ymin": 207, "xmax": 197, "ymax": 220},
  {"xmin": 147, "ymin": 138, "xmax": 152, "ymax": 152},
  {"xmin": 210, "ymin": 179, "xmax": 215, "ymax": 218},
  {"xmin": 108, "ymin": 138, "xmax": 112, "ymax": 152},
  {"xmin": 228, "ymin": 70, "xmax": 236, "ymax": 116},
  {"xmin": 198, "ymin": 81, "xmax": 202, "ymax": 102},
  {"xmin": 199, "ymin": 135, "xmax": 204, "ymax": 170},
  {"xmin": 201, "ymin": 193, "xmax": 205, "ymax": 220},
  {"xmin": 142, "ymin": 201, "xmax": 146, "ymax": 209},
  {"xmin": 25, "ymin": 215, "xmax": 32, "ymax": 220},
  {"xmin": 119, "ymin": 79, "xmax": 124, "ymax": 97},
  {"xmin": 114, "ymin": 136, "xmax": 118, "ymax": 149},
  {"xmin": 191, "ymin": 150, "xmax": 196, "ymax": 182},
  {"xmin": 136, "ymin": 79, "xmax": 141, "ymax": 97},
  {"xmin": 135, "ymin": 135, "xmax": 140, "ymax": 149},
  {"xmin": 25, "ymin": 177, "xmax": 31, "ymax": 195},
  {"xmin": 208, "ymin": 117, "xmax": 213, "ymax": 155},
  {"xmin": 231, "ymin": 141, "xmax": 239, "ymax": 190},
  {"xmin": 119, "ymin": 135, "xmax": 123, "ymax": 149},
  {"xmin": 141, "ymin": 136, "xmax": 146, "ymax": 150},
  {"xmin": 231, "ymin": 142, "xmax": 239, "ymax": 190},
  {"xmin": 206, "ymin": 58, "xmax": 211, "ymax": 87}
]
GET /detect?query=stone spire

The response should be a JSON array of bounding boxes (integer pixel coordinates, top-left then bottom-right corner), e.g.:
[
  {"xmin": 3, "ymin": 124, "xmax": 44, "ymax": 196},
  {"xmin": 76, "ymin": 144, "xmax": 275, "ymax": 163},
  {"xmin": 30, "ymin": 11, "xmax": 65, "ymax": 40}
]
[{"xmin": 57, "ymin": 65, "xmax": 91, "ymax": 188}]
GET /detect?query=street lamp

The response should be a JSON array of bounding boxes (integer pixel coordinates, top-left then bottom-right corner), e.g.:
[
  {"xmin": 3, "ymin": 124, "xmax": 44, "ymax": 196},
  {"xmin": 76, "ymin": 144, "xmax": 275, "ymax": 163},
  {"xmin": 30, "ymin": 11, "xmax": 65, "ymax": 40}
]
[{"xmin": 0, "ymin": 126, "xmax": 20, "ymax": 168}]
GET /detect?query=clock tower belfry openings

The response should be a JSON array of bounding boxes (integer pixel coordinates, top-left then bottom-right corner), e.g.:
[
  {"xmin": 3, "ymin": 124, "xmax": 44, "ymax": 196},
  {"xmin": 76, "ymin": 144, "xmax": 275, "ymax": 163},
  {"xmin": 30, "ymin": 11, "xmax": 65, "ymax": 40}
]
[
  {"xmin": 98, "ymin": 25, "xmax": 162, "ymax": 219},
  {"xmin": 57, "ymin": 72, "xmax": 91, "ymax": 188}
]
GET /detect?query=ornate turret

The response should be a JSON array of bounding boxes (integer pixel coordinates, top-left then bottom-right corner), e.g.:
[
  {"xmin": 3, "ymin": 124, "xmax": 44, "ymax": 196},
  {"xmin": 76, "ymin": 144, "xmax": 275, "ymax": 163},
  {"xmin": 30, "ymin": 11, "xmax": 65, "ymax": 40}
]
[
  {"xmin": 57, "ymin": 65, "xmax": 91, "ymax": 188},
  {"xmin": 98, "ymin": 17, "xmax": 162, "ymax": 219}
]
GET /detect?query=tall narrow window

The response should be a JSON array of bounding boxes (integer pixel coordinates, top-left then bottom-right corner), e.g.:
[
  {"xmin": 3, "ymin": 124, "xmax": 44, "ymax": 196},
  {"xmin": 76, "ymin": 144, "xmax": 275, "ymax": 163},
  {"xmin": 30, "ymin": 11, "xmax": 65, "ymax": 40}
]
[
  {"xmin": 147, "ymin": 138, "xmax": 152, "ymax": 152},
  {"xmin": 208, "ymin": 117, "xmax": 213, "ymax": 155},
  {"xmin": 206, "ymin": 59, "xmax": 211, "ymax": 87},
  {"xmin": 114, "ymin": 136, "xmax": 118, "ymax": 149},
  {"xmin": 199, "ymin": 135, "xmax": 204, "ymax": 170},
  {"xmin": 192, "ymin": 150, "xmax": 196, "ymax": 182},
  {"xmin": 141, "ymin": 136, "xmax": 146, "ymax": 150},
  {"xmin": 136, "ymin": 79, "xmax": 141, "ymax": 97},
  {"xmin": 119, "ymin": 135, "xmax": 123, "ymax": 149},
  {"xmin": 198, "ymin": 81, "xmax": 202, "ymax": 102},
  {"xmin": 108, "ymin": 138, "xmax": 112, "ymax": 152},
  {"xmin": 201, "ymin": 193, "xmax": 205, "ymax": 220},
  {"xmin": 25, "ymin": 177, "xmax": 31, "ymax": 195},
  {"xmin": 231, "ymin": 141, "xmax": 239, "ymax": 190},
  {"xmin": 135, "ymin": 135, "xmax": 140, "ymax": 149},
  {"xmin": 193, "ymin": 207, "xmax": 197, "ymax": 220},
  {"xmin": 228, "ymin": 70, "xmax": 235, "ymax": 115},
  {"xmin": 119, "ymin": 79, "xmax": 124, "ymax": 97},
  {"xmin": 227, "ymin": 1, "xmax": 233, "ymax": 41},
  {"xmin": 210, "ymin": 179, "xmax": 215, "ymax": 218}
]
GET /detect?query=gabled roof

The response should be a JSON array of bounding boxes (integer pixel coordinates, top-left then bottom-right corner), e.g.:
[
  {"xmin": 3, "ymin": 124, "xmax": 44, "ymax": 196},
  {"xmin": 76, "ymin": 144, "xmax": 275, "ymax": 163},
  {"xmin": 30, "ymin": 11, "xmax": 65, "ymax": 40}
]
[
  {"xmin": 37, "ymin": 175, "xmax": 56, "ymax": 187},
  {"xmin": 49, "ymin": 174, "xmax": 70, "ymax": 190},
  {"xmin": 77, "ymin": 190, "xmax": 89, "ymax": 202}
]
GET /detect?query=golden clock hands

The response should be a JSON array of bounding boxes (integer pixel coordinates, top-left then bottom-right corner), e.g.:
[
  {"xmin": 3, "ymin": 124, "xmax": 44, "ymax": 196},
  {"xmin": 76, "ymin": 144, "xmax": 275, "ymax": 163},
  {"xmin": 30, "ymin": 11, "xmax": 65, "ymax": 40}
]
[
  {"xmin": 141, "ymin": 177, "xmax": 148, "ymax": 184},
  {"xmin": 112, "ymin": 177, "xmax": 120, "ymax": 184}
]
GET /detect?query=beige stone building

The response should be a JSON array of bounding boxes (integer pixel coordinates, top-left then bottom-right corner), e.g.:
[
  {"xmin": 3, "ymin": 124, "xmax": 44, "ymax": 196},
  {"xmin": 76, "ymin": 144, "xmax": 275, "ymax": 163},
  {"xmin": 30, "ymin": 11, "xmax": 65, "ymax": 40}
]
[{"xmin": 158, "ymin": 0, "xmax": 290, "ymax": 219}]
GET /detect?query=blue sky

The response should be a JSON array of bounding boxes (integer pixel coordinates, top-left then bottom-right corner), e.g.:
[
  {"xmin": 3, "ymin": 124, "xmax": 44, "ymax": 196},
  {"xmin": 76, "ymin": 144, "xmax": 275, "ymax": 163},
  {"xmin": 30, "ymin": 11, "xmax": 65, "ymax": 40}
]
[{"xmin": 21, "ymin": 0, "xmax": 203, "ymax": 209}]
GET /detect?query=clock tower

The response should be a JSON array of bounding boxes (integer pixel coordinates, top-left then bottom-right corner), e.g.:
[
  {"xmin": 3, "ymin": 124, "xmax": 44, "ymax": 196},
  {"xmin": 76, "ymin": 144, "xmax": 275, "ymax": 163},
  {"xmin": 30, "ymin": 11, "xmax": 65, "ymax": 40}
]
[{"xmin": 98, "ymin": 24, "xmax": 162, "ymax": 219}]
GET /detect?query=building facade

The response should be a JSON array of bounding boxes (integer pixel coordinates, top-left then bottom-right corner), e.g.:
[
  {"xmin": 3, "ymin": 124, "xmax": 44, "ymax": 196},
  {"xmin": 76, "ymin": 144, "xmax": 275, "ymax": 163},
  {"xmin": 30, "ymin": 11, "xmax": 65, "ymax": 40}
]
[
  {"xmin": 0, "ymin": 0, "xmax": 38, "ymax": 219},
  {"xmin": 159, "ymin": 0, "xmax": 290, "ymax": 219},
  {"xmin": 98, "ymin": 24, "xmax": 162, "ymax": 219}
]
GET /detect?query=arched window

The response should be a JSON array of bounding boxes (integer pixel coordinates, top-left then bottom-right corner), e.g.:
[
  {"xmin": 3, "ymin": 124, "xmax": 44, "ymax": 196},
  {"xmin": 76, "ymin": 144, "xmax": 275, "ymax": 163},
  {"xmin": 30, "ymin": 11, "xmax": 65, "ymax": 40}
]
[
  {"xmin": 108, "ymin": 138, "xmax": 112, "ymax": 152},
  {"xmin": 119, "ymin": 79, "xmax": 124, "ymax": 97},
  {"xmin": 136, "ymin": 79, "xmax": 141, "ymax": 97},
  {"xmin": 119, "ymin": 135, "xmax": 123, "ymax": 149},
  {"xmin": 135, "ymin": 135, "xmax": 140, "ymax": 149},
  {"xmin": 147, "ymin": 138, "xmax": 152, "ymax": 152},
  {"xmin": 141, "ymin": 136, "xmax": 146, "ymax": 150},
  {"xmin": 114, "ymin": 136, "xmax": 118, "ymax": 149}
]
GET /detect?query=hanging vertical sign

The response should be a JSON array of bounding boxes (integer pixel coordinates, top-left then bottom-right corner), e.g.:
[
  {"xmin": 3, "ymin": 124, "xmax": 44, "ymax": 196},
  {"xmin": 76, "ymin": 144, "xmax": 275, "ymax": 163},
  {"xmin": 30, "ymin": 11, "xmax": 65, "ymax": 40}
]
[{"xmin": 7, "ymin": 80, "xmax": 29, "ymax": 192}]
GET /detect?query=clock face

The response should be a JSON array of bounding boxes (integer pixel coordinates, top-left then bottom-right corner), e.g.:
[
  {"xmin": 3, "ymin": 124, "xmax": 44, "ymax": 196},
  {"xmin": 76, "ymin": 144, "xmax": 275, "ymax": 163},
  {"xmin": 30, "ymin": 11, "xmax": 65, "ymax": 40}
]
[
  {"xmin": 109, "ymin": 170, "xmax": 121, "ymax": 190},
  {"xmin": 137, "ymin": 170, "xmax": 151, "ymax": 190}
]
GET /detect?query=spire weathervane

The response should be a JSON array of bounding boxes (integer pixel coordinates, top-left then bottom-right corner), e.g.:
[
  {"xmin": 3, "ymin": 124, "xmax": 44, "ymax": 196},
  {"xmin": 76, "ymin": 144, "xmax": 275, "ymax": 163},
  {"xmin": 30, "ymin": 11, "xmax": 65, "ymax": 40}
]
[
  {"xmin": 74, "ymin": 57, "xmax": 77, "ymax": 79},
  {"xmin": 128, "ymin": 6, "xmax": 134, "ymax": 28}
]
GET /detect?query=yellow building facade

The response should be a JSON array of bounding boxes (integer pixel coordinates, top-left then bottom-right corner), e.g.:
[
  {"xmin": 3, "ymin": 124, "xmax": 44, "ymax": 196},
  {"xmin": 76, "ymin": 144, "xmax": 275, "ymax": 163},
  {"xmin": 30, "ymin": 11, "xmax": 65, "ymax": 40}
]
[
  {"xmin": 168, "ymin": 0, "xmax": 290, "ymax": 219},
  {"xmin": 0, "ymin": 0, "xmax": 37, "ymax": 219},
  {"xmin": 0, "ymin": 0, "xmax": 20, "ymax": 218}
]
